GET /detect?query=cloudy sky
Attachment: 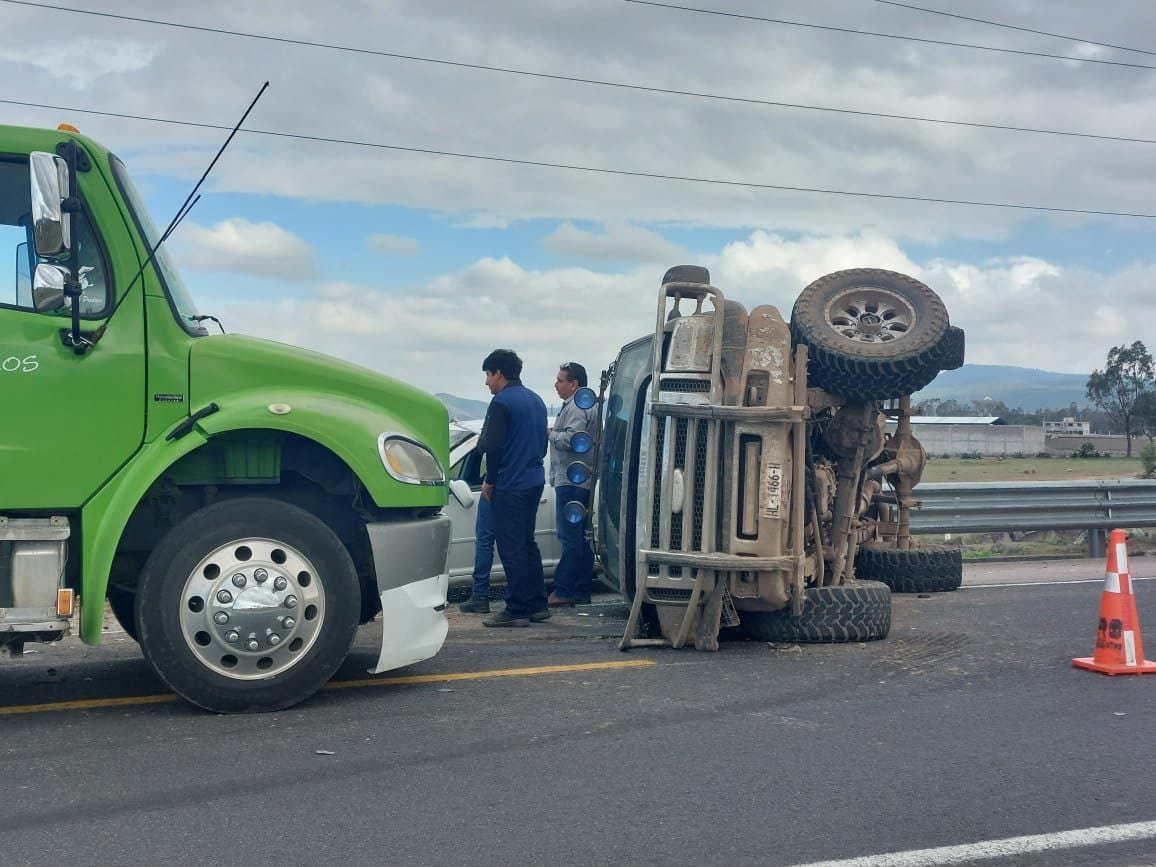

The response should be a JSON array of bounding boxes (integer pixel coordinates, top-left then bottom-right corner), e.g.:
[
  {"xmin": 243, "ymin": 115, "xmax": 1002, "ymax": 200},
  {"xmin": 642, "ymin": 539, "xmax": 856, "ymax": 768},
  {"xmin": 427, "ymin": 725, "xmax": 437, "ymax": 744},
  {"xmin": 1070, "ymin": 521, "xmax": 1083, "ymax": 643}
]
[{"xmin": 5, "ymin": 0, "xmax": 1156, "ymax": 405}]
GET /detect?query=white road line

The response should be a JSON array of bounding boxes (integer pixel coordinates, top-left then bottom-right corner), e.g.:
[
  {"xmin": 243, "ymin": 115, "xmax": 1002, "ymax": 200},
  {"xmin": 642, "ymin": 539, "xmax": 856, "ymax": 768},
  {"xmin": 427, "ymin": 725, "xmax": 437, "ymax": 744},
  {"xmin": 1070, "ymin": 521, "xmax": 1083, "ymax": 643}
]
[
  {"xmin": 789, "ymin": 819, "xmax": 1156, "ymax": 867},
  {"xmin": 962, "ymin": 576, "xmax": 1155, "ymax": 589}
]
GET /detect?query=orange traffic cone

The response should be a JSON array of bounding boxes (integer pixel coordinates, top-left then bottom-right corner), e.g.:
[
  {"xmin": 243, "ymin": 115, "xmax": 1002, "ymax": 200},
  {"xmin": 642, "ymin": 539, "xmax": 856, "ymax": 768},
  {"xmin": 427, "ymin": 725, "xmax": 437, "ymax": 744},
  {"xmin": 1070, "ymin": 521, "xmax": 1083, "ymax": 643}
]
[{"xmin": 1073, "ymin": 529, "xmax": 1156, "ymax": 675}]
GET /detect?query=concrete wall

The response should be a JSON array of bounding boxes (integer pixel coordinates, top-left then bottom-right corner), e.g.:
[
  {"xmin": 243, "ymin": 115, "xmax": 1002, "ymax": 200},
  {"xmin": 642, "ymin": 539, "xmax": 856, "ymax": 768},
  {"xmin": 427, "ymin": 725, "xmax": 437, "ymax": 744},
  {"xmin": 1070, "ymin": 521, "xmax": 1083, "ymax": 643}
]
[
  {"xmin": 1044, "ymin": 434, "xmax": 1136, "ymax": 457},
  {"xmin": 888, "ymin": 423, "xmax": 1046, "ymax": 456}
]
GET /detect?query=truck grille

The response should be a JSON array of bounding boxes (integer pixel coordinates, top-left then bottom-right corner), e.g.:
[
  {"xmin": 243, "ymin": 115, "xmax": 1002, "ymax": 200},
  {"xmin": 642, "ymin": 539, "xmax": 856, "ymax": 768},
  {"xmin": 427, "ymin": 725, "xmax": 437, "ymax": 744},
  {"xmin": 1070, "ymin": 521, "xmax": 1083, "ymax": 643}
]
[
  {"xmin": 648, "ymin": 588, "xmax": 693, "ymax": 603},
  {"xmin": 648, "ymin": 414, "xmax": 711, "ymax": 578},
  {"xmin": 659, "ymin": 379, "xmax": 711, "ymax": 393}
]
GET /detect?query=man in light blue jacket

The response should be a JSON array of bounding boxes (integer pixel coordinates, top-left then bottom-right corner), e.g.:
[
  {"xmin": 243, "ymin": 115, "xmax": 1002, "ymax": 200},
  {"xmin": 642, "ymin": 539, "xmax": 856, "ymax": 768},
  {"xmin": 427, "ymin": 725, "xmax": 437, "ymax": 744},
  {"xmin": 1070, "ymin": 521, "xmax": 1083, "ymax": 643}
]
[{"xmin": 548, "ymin": 362, "xmax": 599, "ymax": 606}]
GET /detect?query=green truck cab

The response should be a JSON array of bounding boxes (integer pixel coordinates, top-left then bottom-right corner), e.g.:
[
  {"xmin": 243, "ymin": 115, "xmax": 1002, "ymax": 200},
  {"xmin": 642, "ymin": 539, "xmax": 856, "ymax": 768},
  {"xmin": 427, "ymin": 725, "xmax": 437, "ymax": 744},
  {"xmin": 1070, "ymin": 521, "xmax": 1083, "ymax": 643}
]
[{"xmin": 0, "ymin": 123, "xmax": 453, "ymax": 712}]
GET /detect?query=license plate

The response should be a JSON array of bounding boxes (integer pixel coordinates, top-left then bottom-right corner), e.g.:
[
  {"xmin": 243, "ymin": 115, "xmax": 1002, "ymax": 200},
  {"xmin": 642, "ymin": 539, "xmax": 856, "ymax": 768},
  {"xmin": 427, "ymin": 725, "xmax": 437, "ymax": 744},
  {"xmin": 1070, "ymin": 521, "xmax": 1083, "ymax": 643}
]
[{"xmin": 762, "ymin": 463, "xmax": 782, "ymax": 518}]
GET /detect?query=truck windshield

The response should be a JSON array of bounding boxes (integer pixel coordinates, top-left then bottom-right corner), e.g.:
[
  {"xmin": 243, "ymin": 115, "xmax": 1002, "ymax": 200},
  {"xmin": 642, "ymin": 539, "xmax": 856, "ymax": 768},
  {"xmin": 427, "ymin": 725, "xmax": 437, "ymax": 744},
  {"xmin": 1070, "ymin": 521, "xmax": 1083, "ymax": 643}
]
[
  {"xmin": 108, "ymin": 154, "xmax": 205, "ymax": 336},
  {"xmin": 598, "ymin": 335, "xmax": 653, "ymax": 586}
]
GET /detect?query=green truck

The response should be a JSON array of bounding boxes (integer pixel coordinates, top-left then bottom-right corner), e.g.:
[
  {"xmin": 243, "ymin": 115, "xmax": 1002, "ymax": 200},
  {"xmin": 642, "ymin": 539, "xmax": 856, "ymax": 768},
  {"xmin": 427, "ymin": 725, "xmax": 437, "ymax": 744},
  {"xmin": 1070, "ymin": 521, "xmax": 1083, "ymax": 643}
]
[{"xmin": 0, "ymin": 123, "xmax": 454, "ymax": 712}]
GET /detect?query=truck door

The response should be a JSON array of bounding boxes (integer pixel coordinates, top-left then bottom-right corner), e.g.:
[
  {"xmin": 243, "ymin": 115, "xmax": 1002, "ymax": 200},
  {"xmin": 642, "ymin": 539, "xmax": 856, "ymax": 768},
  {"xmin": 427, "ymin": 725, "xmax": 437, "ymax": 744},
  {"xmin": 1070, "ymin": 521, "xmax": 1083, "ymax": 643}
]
[{"xmin": 0, "ymin": 153, "xmax": 145, "ymax": 509}]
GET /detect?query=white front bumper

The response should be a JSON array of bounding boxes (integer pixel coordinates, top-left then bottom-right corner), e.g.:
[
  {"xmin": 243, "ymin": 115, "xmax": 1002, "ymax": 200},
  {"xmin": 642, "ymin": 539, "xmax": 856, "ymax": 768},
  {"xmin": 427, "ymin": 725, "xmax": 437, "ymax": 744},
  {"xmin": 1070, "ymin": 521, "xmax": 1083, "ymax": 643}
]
[{"xmin": 371, "ymin": 572, "xmax": 450, "ymax": 674}]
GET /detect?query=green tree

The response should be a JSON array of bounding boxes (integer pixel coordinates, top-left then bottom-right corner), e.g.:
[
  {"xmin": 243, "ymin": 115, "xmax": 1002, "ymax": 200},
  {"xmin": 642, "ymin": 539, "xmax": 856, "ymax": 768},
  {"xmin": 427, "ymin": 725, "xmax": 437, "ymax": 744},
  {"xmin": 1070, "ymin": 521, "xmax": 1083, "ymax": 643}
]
[
  {"xmin": 1133, "ymin": 390, "xmax": 1156, "ymax": 445},
  {"xmin": 1086, "ymin": 341, "xmax": 1155, "ymax": 457}
]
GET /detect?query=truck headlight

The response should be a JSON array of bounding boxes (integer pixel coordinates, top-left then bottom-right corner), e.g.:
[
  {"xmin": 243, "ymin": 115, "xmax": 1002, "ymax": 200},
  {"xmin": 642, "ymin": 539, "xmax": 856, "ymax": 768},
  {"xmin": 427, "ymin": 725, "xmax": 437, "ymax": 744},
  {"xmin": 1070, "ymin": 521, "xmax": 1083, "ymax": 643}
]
[{"xmin": 378, "ymin": 434, "xmax": 445, "ymax": 485}]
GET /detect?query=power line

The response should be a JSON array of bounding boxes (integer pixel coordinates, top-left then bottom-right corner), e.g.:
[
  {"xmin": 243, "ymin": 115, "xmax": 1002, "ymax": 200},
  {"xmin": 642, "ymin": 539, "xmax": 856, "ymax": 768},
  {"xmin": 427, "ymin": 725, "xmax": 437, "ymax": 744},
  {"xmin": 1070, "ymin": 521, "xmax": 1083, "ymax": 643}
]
[
  {"xmin": 622, "ymin": 0, "xmax": 1156, "ymax": 72},
  {"xmin": 872, "ymin": 0, "xmax": 1156, "ymax": 58},
  {"xmin": 5, "ymin": 96, "xmax": 1156, "ymax": 220},
  {"xmin": 4, "ymin": 0, "xmax": 1156, "ymax": 148}
]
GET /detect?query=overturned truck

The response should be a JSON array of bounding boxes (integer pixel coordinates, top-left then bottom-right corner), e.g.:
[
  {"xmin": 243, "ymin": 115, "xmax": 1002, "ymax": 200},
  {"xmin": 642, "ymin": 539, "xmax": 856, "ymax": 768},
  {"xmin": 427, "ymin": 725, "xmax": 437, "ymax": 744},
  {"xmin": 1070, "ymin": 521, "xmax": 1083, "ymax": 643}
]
[{"xmin": 595, "ymin": 265, "xmax": 965, "ymax": 651}]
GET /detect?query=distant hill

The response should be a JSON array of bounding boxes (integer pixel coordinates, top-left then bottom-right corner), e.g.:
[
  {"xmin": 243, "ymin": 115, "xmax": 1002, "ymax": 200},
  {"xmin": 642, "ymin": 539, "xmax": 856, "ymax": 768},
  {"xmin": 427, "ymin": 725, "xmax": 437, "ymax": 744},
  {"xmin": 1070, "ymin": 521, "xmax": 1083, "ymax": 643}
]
[
  {"xmin": 915, "ymin": 364, "xmax": 1089, "ymax": 412},
  {"xmin": 436, "ymin": 392, "xmax": 490, "ymax": 421}
]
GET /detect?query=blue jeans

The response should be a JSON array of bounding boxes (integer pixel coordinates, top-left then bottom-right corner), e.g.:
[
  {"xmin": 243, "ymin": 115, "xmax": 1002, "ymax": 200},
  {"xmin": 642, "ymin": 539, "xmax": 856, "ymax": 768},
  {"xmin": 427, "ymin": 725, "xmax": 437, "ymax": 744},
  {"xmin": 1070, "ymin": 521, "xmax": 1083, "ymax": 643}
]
[
  {"xmin": 552, "ymin": 485, "xmax": 593, "ymax": 601},
  {"xmin": 471, "ymin": 493, "xmax": 494, "ymax": 599},
  {"xmin": 492, "ymin": 485, "xmax": 547, "ymax": 618}
]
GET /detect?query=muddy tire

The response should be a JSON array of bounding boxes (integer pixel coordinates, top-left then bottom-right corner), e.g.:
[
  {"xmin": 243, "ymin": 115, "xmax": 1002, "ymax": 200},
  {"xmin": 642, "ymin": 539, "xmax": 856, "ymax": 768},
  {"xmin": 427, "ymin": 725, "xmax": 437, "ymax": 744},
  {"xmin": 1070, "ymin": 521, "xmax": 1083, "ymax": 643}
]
[
  {"xmin": 855, "ymin": 543, "xmax": 963, "ymax": 593},
  {"xmin": 136, "ymin": 498, "xmax": 360, "ymax": 713},
  {"xmin": 791, "ymin": 269, "xmax": 953, "ymax": 399},
  {"xmin": 740, "ymin": 580, "xmax": 891, "ymax": 643},
  {"xmin": 108, "ymin": 587, "xmax": 139, "ymax": 642},
  {"xmin": 662, "ymin": 264, "xmax": 710, "ymax": 286}
]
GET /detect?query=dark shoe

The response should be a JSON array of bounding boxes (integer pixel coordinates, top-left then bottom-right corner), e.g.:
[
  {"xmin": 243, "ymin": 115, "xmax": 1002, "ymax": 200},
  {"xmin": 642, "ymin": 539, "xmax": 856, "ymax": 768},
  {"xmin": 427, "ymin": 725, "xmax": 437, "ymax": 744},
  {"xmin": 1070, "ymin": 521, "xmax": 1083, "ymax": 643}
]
[
  {"xmin": 483, "ymin": 609, "xmax": 530, "ymax": 628},
  {"xmin": 547, "ymin": 593, "xmax": 576, "ymax": 607},
  {"xmin": 529, "ymin": 609, "xmax": 552, "ymax": 623},
  {"xmin": 458, "ymin": 597, "xmax": 491, "ymax": 614}
]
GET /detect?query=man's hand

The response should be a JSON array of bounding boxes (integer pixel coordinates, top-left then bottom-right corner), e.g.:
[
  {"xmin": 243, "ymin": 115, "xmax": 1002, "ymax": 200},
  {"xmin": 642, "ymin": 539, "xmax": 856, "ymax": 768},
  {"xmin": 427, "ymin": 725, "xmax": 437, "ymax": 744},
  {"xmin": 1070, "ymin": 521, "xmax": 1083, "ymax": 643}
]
[{"xmin": 482, "ymin": 482, "xmax": 494, "ymax": 501}]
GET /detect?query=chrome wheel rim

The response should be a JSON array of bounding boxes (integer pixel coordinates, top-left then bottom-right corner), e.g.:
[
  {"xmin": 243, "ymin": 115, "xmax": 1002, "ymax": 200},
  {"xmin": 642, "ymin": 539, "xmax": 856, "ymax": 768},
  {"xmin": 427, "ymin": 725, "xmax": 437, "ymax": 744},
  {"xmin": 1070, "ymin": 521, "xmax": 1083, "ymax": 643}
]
[
  {"xmin": 179, "ymin": 537, "xmax": 325, "ymax": 680},
  {"xmin": 824, "ymin": 286, "xmax": 916, "ymax": 344}
]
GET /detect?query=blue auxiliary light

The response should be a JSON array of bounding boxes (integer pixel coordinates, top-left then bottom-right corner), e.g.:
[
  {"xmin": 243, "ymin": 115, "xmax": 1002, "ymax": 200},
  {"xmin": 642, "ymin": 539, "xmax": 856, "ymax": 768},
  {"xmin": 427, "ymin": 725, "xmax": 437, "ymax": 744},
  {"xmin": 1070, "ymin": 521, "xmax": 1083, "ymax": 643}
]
[
  {"xmin": 571, "ymin": 431, "xmax": 593, "ymax": 454},
  {"xmin": 567, "ymin": 461, "xmax": 590, "ymax": 485},
  {"xmin": 574, "ymin": 387, "xmax": 597, "ymax": 410},
  {"xmin": 563, "ymin": 500, "xmax": 587, "ymax": 524}
]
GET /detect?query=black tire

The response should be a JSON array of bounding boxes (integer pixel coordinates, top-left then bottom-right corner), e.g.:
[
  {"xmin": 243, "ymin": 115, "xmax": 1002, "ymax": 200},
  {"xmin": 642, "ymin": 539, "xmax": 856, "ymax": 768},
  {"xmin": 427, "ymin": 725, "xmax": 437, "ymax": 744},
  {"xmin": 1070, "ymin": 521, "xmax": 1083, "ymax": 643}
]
[
  {"xmin": 136, "ymin": 498, "xmax": 361, "ymax": 713},
  {"xmin": 662, "ymin": 264, "xmax": 710, "ymax": 286},
  {"xmin": 107, "ymin": 587, "xmax": 139, "ymax": 642},
  {"xmin": 791, "ymin": 269, "xmax": 951, "ymax": 399},
  {"xmin": 740, "ymin": 580, "xmax": 891, "ymax": 643},
  {"xmin": 855, "ymin": 542, "xmax": 963, "ymax": 593},
  {"xmin": 937, "ymin": 325, "xmax": 966, "ymax": 371}
]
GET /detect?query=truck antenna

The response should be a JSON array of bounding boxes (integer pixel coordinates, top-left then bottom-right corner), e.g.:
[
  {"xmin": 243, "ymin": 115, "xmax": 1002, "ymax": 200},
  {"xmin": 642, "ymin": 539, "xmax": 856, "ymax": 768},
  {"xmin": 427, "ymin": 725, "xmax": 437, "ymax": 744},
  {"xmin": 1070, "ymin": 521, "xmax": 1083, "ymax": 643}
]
[
  {"xmin": 158, "ymin": 80, "xmax": 269, "ymax": 247},
  {"xmin": 80, "ymin": 81, "xmax": 270, "ymax": 349}
]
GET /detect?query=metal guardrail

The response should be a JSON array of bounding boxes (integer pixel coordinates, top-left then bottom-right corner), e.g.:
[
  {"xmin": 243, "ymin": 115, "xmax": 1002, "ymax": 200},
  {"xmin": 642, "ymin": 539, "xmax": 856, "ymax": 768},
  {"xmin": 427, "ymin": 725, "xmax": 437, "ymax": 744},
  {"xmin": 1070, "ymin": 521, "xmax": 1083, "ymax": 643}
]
[{"xmin": 909, "ymin": 479, "xmax": 1156, "ymax": 535}]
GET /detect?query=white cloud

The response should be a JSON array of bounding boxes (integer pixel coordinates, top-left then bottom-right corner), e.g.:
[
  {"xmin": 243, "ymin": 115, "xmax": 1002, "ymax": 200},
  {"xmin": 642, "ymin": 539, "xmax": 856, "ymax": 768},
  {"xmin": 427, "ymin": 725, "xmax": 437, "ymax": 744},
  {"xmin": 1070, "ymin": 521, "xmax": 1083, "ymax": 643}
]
[
  {"xmin": 367, "ymin": 233, "xmax": 421, "ymax": 256},
  {"xmin": 217, "ymin": 256, "xmax": 661, "ymax": 404},
  {"xmin": 0, "ymin": 39, "xmax": 157, "ymax": 89},
  {"xmin": 543, "ymin": 222, "xmax": 684, "ymax": 262},
  {"xmin": 175, "ymin": 218, "xmax": 317, "ymax": 281}
]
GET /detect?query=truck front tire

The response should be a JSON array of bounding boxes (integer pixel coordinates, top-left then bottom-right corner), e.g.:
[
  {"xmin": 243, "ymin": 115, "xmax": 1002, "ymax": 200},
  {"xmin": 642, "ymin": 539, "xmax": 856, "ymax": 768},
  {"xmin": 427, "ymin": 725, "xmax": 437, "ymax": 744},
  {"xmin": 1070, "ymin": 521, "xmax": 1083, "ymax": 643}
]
[
  {"xmin": 136, "ymin": 498, "xmax": 361, "ymax": 713},
  {"xmin": 108, "ymin": 587, "xmax": 139, "ymax": 642},
  {"xmin": 739, "ymin": 580, "xmax": 892, "ymax": 643}
]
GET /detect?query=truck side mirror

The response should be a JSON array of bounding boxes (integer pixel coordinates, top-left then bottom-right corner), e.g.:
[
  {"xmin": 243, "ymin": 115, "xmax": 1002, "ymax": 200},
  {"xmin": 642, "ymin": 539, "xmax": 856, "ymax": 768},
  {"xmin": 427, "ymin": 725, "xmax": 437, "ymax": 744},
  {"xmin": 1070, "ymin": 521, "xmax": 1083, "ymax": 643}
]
[
  {"xmin": 32, "ymin": 263, "xmax": 67, "ymax": 312},
  {"xmin": 29, "ymin": 152, "xmax": 71, "ymax": 258}
]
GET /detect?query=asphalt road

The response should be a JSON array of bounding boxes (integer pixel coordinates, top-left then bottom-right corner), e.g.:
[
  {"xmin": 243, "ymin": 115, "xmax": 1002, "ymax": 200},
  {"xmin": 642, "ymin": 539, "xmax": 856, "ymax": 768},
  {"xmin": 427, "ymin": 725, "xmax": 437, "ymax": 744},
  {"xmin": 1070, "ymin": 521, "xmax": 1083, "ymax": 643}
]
[{"xmin": 1, "ymin": 558, "xmax": 1154, "ymax": 866}]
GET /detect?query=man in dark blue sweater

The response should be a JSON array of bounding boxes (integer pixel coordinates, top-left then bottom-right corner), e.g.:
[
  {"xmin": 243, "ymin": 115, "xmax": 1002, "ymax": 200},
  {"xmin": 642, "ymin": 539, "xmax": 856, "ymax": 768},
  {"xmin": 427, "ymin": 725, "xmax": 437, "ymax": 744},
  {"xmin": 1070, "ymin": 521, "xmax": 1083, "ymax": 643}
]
[{"xmin": 478, "ymin": 349, "xmax": 549, "ymax": 627}]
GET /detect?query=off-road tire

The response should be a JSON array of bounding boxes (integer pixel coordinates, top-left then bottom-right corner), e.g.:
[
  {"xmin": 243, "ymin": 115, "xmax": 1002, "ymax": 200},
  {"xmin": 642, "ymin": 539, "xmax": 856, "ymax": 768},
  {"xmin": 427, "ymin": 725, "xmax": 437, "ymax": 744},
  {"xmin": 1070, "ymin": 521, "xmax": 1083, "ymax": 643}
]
[
  {"xmin": 855, "ymin": 543, "xmax": 963, "ymax": 593},
  {"xmin": 662, "ymin": 264, "xmax": 710, "ymax": 286},
  {"xmin": 740, "ymin": 580, "xmax": 891, "ymax": 643},
  {"xmin": 791, "ymin": 269, "xmax": 951, "ymax": 399},
  {"xmin": 937, "ymin": 325, "xmax": 966, "ymax": 371},
  {"xmin": 136, "ymin": 497, "xmax": 361, "ymax": 713},
  {"xmin": 108, "ymin": 586, "xmax": 139, "ymax": 642}
]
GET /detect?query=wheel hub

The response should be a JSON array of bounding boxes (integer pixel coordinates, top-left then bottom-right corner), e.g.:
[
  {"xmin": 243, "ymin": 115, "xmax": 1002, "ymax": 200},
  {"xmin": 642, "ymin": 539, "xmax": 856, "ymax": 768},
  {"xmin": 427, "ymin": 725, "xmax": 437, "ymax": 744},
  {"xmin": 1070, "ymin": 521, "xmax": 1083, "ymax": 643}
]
[
  {"xmin": 179, "ymin": 538, "xmax": 325, "ymax": 680},
  {"xmin": 825, "ymin": 287, "xmax": 916, "ymax": 343}
]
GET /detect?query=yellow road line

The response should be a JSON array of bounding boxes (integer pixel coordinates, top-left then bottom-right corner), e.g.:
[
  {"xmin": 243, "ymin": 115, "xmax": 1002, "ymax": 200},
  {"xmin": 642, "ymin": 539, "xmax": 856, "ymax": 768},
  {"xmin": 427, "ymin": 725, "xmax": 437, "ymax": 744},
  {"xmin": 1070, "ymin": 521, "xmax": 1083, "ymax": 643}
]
[
  {"xmin": 327, "ymin": 658, "xmax": 655, "ymax": 690},
  {"xmin": 0, "ymin": 658, "xmax": 656, "ymax": 716},
  {"xmin": 0, "ymin": 694, "xmax": 178, "ymax": 715}
]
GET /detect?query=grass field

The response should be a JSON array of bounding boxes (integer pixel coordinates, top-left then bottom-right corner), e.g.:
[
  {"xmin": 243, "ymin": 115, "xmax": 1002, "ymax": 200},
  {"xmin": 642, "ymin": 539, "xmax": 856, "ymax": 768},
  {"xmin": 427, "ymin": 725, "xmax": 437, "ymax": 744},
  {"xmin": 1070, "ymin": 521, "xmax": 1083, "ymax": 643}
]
[{"xmin": 920, "ymin": 455, "xmax": 1146, "ymax": 483}]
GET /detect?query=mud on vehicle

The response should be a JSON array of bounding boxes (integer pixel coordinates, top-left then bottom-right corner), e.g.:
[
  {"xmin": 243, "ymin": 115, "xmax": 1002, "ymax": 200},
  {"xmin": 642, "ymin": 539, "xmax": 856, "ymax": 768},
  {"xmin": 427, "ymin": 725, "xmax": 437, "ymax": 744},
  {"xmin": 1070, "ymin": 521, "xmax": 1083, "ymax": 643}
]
[{"xmin": 596, "ymin": 265, "xmax": 965, "ymax": 651}]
